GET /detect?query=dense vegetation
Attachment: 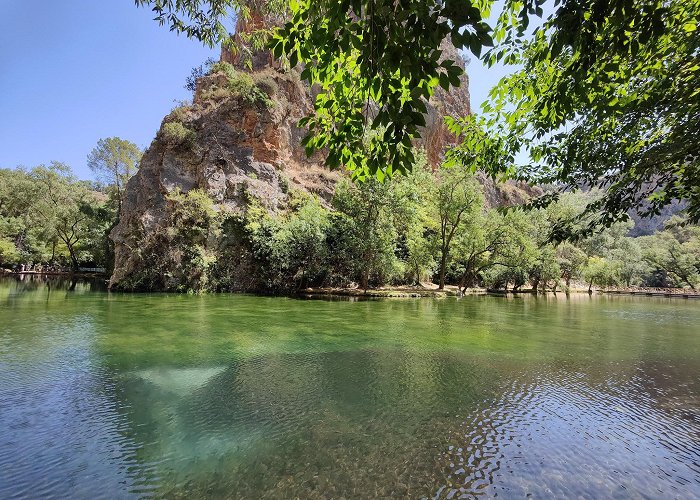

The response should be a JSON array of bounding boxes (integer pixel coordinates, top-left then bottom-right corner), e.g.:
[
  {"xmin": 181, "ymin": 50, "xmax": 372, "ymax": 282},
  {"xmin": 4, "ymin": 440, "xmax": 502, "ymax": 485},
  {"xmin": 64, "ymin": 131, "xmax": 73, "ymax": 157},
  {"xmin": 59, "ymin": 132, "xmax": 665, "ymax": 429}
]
[
  {"xmin": 3, "ymin": 1, "xmax": 698, "ymax": 294},
  {"xmin": 0, "ymin": 164, "xmax": 113, "ymax": 271},
  {"xmin": 0, "ymin": 138, "xmax": 141, "ymax": 272},
  {"xmin": 106, "ymin": 152, "xmax": 699, "ymax": 293},
  {"xmin": 2, "ymin": 150, "xmax": 697, "ymax": 292}
]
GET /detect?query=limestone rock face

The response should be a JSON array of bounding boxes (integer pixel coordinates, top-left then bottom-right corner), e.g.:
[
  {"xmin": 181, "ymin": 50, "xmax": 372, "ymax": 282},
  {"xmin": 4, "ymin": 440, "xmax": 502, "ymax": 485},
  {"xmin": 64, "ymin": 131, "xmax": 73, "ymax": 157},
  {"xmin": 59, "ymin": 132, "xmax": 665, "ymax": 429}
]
[
  {"xmin": 109, "ymin": 48, "xmax": 533, "ymax": 290},
  {"xmin": 422, "ymin": 40, "xmax": 472, "ymax": 166},
  {"xmin": 110, "ymin": 68, "xmax": 339, "ymax": 289}
]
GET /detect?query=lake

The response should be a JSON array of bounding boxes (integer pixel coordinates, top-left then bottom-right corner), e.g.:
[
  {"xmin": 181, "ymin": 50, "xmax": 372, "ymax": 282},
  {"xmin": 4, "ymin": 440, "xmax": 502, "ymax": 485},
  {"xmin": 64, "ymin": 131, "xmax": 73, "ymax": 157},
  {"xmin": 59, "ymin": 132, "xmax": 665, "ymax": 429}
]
[{"xmin": 1, "ymin": 276, "xmax": 699, "ymax": 498}]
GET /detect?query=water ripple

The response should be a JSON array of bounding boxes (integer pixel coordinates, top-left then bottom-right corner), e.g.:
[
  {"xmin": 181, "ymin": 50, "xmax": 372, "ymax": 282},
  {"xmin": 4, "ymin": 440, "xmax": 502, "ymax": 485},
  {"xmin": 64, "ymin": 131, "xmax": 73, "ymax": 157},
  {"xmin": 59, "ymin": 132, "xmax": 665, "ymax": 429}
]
[{"xmin": 432, "ymin": 367, "xmax": 700, "ymax": 498}]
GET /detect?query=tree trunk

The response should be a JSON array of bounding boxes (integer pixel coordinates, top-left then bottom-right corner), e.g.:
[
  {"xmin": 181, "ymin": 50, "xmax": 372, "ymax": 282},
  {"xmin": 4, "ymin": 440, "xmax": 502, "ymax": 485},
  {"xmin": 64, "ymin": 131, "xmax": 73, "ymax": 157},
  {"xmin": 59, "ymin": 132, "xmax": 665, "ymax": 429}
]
[
  {"xmin": 67, "ymin": 245, "xmax": 79, "ymax": 272},
  {"xmin": 361, "ymin": 267, "xmax": 370, "ymax": 291},
  {"xmin": 438, "ymin": 249, "xmax": 447, "ymax": 290}
]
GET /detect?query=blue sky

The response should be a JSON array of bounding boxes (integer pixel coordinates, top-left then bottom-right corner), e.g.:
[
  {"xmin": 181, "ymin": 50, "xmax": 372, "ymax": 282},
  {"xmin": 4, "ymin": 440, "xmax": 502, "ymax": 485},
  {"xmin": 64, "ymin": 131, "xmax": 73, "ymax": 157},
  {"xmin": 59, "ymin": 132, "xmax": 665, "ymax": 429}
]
[{"xmin": 0, "ymin": 1, "xmax": 504, "ymax": 180}]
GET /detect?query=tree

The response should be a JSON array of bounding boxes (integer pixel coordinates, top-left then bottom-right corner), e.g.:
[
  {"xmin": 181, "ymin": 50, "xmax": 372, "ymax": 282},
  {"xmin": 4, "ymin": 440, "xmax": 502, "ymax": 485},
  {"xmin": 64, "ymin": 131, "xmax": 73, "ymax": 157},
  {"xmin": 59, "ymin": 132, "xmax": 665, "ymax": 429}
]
[
  {"xmin": 331, "ymin": 178, "xmax": 401, "ymax": 290},
  {"xmin": 483, "ymin": 0, "xmax": 700, "ymax": 232},
  {"xmin": 280, "ymin": 195, "xmax": 330, "ymax": 288},
  {"xmin": 0, "ymin": 237, "xmax": 20, "ymax": 267},
  {"xmin": 386, "ymin": 153, "xmax": 437, "ymax": 285},
  {"xmin": 529, "ymin": 245, "xmax": 561, "ymax": 292},
  {"xmin": 30, "ymin": 163, "xmax": 94, "ymax": 270},
  {"xmin": 452, "ymin": 209, "xmax": 535, "ymax": 293},
  {"xmin": 556, "ymin": 242, "xmax": 587, "ymax": 289},
  {"xmin": 134, "ymin": 0, "xmax": 241, "ymax": 46},
  {"xmin": 0, "ymin": 168, "xmax": 42, "ymax": 263},
  {"xmin": 185, "ymin": 57, "xmax": 217, "ymax": 93},
  {"xmin": 432, "ymin": 165, "xmax": 483, "ymax": 290},
  {"xmin": 244, "ymin": 194, "xmax": 330, "ymax": 290},
  {"xmin": 608, "ymin": 239, "xmax": 649, "ymax": 288},
  {"xmin": 87, "ymin": 137, "xmax": 142, "ymax": 211},
  {"xmin": 583, "ymin": 256, "xmax": 620, "ymax": 292},
  {"xmin": 642, "ymin": 218, "xmax": 700, "ymax": 289}
]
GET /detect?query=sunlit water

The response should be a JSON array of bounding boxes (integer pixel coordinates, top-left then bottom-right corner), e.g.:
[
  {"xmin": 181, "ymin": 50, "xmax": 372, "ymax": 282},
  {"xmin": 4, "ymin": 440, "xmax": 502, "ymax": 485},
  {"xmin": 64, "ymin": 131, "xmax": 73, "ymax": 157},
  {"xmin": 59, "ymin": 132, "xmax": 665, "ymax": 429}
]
[{"xmin": 1, "ymin": 276, "xmax": 699, "ymax": 498}]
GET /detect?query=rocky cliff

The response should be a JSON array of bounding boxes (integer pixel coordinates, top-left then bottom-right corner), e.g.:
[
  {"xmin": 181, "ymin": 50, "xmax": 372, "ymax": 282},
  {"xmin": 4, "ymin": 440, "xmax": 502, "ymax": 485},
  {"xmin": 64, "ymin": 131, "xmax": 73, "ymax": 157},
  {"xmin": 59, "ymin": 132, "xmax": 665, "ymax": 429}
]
[{"xmin": 110, "ymin": 47, "xmax": 536, "ymax": 291}]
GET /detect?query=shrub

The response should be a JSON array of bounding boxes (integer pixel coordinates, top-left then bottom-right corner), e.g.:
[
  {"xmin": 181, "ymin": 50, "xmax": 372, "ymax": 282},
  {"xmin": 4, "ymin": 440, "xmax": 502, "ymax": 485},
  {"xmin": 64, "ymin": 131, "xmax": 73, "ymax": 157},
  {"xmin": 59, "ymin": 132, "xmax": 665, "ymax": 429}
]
[
  {"xmin": 209, "ymin": 61, "xmax": 237, "ymax": 80},
  {"xmin": 169, "ymin": 105, "xmax": 191, "ymax": 123},
  {"xmin": 208, "ymin": 61, "xmax": 272, "ymax": 108},
  {"xmin": 228, "ymin": 71, "xmax": 255, "ymax": 96},
  {"xmin": 278, "ymin": 174, "xmax": 290, "ymax": 194},
  {"xmin": 253, "ymin": 73, "xmax": 279, "ymax": 97},
  {"xmin": 229, "ymin": 72, "xmax": 272, "ymax": 107},
  {"xmin": 161, "ymin": 122, "xmax": 196, "ymax": 148}
]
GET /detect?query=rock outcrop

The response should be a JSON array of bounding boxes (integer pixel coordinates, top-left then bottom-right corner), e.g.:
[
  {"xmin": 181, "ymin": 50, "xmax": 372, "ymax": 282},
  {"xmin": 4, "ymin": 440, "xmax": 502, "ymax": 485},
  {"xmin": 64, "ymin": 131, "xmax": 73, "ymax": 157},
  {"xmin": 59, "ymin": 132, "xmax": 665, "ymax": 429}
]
[
  {"xmin": 110, "ymin": 66, "xmax": 336, "ymax": 289},
  {"xmin": 110, "ymin": 45, "xmax": 536, "ymax": 291}
]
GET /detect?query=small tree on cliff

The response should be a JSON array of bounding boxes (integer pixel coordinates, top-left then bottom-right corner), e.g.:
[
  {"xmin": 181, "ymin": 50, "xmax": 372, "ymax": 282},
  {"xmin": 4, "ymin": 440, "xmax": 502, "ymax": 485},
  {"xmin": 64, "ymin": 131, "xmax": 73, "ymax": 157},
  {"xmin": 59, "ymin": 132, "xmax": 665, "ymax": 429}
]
[{"xmin": 87, "ymin": 137, "xmax": 142, "ymax": 211}]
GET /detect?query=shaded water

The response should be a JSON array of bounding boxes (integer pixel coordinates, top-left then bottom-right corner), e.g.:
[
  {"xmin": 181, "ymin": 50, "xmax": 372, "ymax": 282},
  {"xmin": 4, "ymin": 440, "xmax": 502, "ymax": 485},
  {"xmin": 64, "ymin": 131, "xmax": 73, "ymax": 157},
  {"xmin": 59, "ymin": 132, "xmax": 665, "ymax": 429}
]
[{"xmin": 1, "ymin": 276, "xmax": 699, "ymax": 498}]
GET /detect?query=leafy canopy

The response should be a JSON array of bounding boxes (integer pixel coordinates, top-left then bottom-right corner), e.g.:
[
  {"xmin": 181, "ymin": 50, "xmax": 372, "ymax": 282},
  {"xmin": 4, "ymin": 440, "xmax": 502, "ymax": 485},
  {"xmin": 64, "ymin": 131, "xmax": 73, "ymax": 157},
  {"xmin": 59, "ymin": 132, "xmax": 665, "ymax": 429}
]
[
  {"xmin": 271, "ymin": 0, "xmax": 492, "ymax": 180},
  {"xmin": 479, "ymin": 0, "xmax": 700, "ymax": 231},
  {"xmin": 87, "ymin": 137, "xmax": 142, "ymax": 203}
]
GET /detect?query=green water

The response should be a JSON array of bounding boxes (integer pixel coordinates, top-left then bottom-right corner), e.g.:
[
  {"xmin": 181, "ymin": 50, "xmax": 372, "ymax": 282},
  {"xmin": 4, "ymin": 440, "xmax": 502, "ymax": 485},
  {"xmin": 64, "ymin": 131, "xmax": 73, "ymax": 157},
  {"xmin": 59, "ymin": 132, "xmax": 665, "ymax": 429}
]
[{"xmin": 1, "ymin": 276, "xmax": 699, "ymax": 498}]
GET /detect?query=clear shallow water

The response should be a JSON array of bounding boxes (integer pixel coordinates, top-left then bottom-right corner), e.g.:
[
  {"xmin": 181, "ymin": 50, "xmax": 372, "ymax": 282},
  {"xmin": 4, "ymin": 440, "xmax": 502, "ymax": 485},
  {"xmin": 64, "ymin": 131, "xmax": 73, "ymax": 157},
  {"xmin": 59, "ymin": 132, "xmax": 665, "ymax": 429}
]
[{"xmin": 1, "ymin": 277, "xmax": 699, "ymax": 498}]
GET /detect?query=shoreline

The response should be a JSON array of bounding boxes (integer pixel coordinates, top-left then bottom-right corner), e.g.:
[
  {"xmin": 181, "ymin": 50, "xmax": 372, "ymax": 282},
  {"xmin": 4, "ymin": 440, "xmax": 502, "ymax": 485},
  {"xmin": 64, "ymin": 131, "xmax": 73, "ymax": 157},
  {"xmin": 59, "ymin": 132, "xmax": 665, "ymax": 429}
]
[
  {"xmin": 300, "ymin": 285, "xmax": 700, "ymax": 299},
  {"xmin": 0, "ymin": 270, "xmax": 108, "ymax": 279},
  {"xmin": 600, "ymin": 288, "xmax": 700, "ymax": 299},
  {"xmin": 2, "ymin": 272, "xmax": 697, "ymax": 299}
]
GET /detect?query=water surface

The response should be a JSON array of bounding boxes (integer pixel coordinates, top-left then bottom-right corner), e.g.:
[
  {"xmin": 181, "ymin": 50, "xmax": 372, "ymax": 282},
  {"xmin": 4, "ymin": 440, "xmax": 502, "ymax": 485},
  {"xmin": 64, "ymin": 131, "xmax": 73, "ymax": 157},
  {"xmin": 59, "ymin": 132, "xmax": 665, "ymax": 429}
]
[{"xmin": 1, "ymin": 276, "xmax": 699, "ymax": 498}]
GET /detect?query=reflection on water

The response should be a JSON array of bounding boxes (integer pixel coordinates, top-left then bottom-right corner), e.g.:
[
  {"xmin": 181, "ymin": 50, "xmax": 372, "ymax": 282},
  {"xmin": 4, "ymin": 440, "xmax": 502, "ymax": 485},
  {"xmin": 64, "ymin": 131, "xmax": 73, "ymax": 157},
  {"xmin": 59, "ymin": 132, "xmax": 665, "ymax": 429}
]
[
  {"xmin": 1, "ymin": 273, "xmax": 107, "ymax": 297},
  {"xmin": 1, "ymin": 277, "xmax": 699, "ymax": 498}
]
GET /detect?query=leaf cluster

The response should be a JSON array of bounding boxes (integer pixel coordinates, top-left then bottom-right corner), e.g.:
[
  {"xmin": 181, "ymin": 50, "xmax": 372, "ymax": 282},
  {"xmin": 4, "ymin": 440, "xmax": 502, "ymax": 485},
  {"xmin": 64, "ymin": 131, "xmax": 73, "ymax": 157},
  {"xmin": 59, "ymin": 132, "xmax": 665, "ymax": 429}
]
[{"xmin": 272, "ymin": 0, "xmax": 493, "ymax": 180}]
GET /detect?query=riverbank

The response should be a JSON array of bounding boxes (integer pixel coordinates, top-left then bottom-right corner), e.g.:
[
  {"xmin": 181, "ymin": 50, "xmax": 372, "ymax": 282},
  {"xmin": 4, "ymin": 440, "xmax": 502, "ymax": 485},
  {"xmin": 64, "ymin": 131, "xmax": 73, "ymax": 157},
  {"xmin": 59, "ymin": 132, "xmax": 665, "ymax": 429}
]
[
  {"xmin": 0, "ymin": 269, "xmax": 108, "ymax": 280},
  {"xmin": 3, "ymin": 270, "xmax": 696, "ymax": 298},
  {"xmin": 301, "ymin": 285, "xmax": 465, "ymax": 298},
  {"xmin": 300, "ymin": 284, "xmax": 577, "ymax": 298},
  {"xmin": 601, "ymin": 287, "xmax": 700, "ymax": 299},
  {"xmin": 301, "ymin": 284, "xmax": 700, "ymax": 299}
]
